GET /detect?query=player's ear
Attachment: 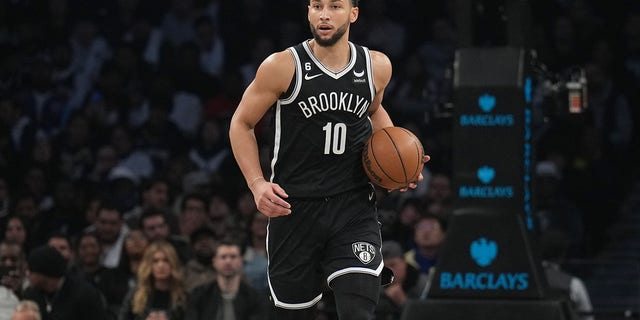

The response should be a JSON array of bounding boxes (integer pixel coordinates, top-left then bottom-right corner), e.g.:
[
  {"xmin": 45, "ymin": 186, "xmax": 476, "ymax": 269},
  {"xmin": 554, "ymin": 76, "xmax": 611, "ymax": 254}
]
[{"xmin": 350, "ymin": 6, "xmax": 359, "ymax": 23}]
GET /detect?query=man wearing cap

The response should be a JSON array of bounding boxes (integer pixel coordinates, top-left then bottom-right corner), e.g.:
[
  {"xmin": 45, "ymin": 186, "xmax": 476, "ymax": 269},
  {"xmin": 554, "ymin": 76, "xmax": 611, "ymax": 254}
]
[{"xmin": 22, "ymin": 245, "xmax": 107, "ymax": 320}]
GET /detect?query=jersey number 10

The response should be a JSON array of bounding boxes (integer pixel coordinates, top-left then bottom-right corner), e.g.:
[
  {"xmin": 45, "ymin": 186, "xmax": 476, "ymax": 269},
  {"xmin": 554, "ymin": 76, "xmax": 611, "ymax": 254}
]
[{"xmin": 322, "ymin": 122, "xmax": 346, "ymax": 155}]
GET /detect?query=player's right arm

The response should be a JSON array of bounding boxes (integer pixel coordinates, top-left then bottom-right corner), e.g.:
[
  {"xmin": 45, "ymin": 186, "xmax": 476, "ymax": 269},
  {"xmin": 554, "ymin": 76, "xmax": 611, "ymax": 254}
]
[{"xmin": 229, "ymin": 50, "xmax": 293, "ymax": 217}]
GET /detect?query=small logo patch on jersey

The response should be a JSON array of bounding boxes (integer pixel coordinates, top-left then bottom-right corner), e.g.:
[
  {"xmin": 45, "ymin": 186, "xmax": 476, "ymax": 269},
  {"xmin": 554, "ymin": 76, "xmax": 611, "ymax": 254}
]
[
  {"xmin": 353, "ymin": 70, "xmax": 365, "ymax": 77},
  {"xmin": 352, "ymin": 242, "xmax": 376, "ymax": 264},
  {"xmin": 304, "ymin": 73, "xmax": 323, "ymax": 80}
]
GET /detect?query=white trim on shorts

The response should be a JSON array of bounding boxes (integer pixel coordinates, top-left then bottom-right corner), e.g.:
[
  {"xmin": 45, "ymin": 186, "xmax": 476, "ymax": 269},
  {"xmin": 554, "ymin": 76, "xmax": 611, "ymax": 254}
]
[
  {"xmin": 326, "ymin": 261, "xmax": 385, "ymax": 287},
  {"xmin": 268, "ymin": 277, "xmax": 324, "ymax": 310}
]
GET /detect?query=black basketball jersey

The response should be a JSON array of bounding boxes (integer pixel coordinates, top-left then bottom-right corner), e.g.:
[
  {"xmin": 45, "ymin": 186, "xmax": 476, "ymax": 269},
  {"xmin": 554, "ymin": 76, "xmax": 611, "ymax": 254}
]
[{"xmin": 270, "ymin": 40, "xmax": 376, "ymax": 198}]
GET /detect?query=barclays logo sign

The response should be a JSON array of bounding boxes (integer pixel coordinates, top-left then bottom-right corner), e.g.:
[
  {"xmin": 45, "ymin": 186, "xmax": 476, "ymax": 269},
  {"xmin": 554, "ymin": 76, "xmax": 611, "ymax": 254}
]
[
  {"xmin": 459, "ymin": 166, "xmax": 514, "ymax": 198},
  {"xmin": 439, "ymin": 237, "xmax": 529, "ymax": 291},
  {"xmin": 477, "ymin": 166, "xmax": 495, "ymax": 184},
  {"xmin": 478, "ymin": 94, "xmax": 496, "ymax": 112},
  {"xmin": 459, "ymin": 93, "xmax": 515, "ymax": 127},
  {"xmin": 471, "ymin": 238, "xmax": 497, "ymax": 267}
]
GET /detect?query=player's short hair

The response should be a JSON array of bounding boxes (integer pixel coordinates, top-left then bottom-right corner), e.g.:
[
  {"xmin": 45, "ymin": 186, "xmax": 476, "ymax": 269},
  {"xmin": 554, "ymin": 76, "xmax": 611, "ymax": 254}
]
[{"xmin": 309, "ymin": 0, "xmax": 359, "ymax": 7}]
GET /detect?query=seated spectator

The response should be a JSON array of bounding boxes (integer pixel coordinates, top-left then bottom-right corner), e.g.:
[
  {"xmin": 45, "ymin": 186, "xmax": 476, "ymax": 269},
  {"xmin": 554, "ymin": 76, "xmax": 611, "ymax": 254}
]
[
  {"xmin": 2, "ymin": 216, "xmax": 29, "ymax": 253},
  {"xmin": 177, "ymin": 193, "xmax": 211, "ymax": 241},
  {"xmin": 116, "ymin": 227, "xmax": 150, "ymax": 291},
  {"xmin": 87, "ymin": 203, "xmax": 130, "ymax": 269},
  {"xmin": 46, "ymin": 233, "xmax": 76, "ymax": 276},
  {"xmin": 183, "ymin": 227, "xmax": 217, "ymax": 292},
  {"xmin": 75, "ymin": 232, "xmax": 130, "ymax": 318},
  {"xmin": 185, "ymin": 239, "xmax": 267, "ymax": 320},
  {"xmin": 1, "ymin": 251, "xmax": 20, "ymax": 320},
  {"xmin": 139, "ymin": 208, "xmax": 191, "ymax": 264},
  {"xmin": 540, "ymin": 230, "xmax": 594, "ymax": 320},
  {"xmin": 119, "ymin": 241, "xmax": 187, "ymax": 320},
  {"xmin": 22, "ymin": 245, "xmax": 107, "ymax": 320},
  {"xmin": 0, "ymin": 240, "xmax": 28, "ymax": 300},
  {"xmin": 11, "ymin": 300, "xmax": 40, "ymax": 320},
  {"xmin": 377, "ymin": 240, "xmax": 430, "ymax": 320},
  {"xmin": 405, "ymin": 213, "xmax": 447, "ymax": 274},
  {"xmin": 242, "ymin": 211, "xmax": 269, "ymax": 297}
]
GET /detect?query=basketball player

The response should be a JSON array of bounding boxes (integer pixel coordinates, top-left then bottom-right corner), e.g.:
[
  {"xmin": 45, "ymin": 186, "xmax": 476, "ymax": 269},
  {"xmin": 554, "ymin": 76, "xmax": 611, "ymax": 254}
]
[{"xmin": 229, "ymin": 0, "xmax": 430, "ymax": 319}]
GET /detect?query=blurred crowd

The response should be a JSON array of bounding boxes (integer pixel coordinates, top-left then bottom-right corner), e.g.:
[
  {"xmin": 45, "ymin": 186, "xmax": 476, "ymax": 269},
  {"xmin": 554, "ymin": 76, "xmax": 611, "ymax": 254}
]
[{"xmin": 0, "ymin": 0, "xmax": 639, "ymax": 319}]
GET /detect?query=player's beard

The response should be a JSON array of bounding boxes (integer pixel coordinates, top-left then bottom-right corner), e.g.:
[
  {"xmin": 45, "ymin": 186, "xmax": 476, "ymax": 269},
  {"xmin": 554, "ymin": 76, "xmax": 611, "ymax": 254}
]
[{"xmin": 310, "ymin": 20, "xmax": 349, "ymax": 47}]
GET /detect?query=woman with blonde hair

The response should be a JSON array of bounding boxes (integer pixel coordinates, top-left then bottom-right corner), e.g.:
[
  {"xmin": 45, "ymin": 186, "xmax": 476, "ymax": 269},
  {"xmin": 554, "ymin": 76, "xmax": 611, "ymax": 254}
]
[{"xmin": 118, "ymin": 241, "xmax": 187, "ymax": 320}]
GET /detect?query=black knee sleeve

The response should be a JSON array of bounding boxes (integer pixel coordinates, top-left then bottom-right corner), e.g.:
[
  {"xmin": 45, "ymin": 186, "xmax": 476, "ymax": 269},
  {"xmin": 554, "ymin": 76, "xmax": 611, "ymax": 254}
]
[{"xmin": 331, "ymin": 273, "xmax": 381, "ymax": 320}]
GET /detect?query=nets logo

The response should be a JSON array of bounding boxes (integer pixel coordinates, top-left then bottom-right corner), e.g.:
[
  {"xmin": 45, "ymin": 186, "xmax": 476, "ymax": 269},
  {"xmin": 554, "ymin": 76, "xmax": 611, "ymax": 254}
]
[
  {"xmin": 352, "ymin": 242, "xmax": 376, "ymax": 265},
  {"xmin": 458, "ymin": 166, "xmax": 514, "ymax": 198},
  {"xmin": 459, "ymin": 93, "xmax": 515, "ymax": 127},
  {"xmin": 471, "ymin": 238, "xmax": 497, "ymax": 267},
  {"xmin": 439, "ymin": 237, "xmax": 529, "ymax": 291}
]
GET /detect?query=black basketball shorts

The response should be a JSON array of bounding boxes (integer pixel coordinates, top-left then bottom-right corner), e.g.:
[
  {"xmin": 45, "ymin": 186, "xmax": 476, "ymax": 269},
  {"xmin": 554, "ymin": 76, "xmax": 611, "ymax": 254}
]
[{"xmin": 266, "ymin": 184, "xmax": 383, "ymax": 309}]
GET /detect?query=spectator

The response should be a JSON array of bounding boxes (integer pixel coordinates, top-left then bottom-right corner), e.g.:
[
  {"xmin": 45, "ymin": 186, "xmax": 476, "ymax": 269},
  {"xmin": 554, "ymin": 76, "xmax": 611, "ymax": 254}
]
[
  {"xmin": 116, "ymin": 227, "xmax": 149, "ymax": 290},
  {"xmin": 11, "ymin": 300, "xmax": 40, "ymax": 320},
  {"xmin": 177, "ymin": 193, "xmax": 210, "ymax": 241},
  {"xmin": 405, "ymin": 213, "xmax": 447, "ymax": 274},
  {"xmin": 46, "ymin": 233, "xmax": 76, "ymax": 275},
  {"xmin": 183, "ymin": 227, "xmax": 217, "ymax": 292},
  {"xmin": 185, "ymin": 239, "xmax": 267, "ymax": 320},
  {"xmin": 187, "ymin": 119, "xmax": 231, "ymax": 177},
  {"xmin": 109, "ymin": 126, "xmax": 155, "ymax": 182},
  {"xmin": 242, "ymin": 211, "xmax": 269, "ymax": 297},
  {"xmin": 87, "ymin": 145, "xmax": 119, "ymax": 186},
  {"xmin": 119, "ymin": 241, "xmax": 187, "ymax": 320},
  {"xmin": 0, "ymin": 241, "xmax": 23, "ymax": 319},
  {"xmin": 0, "ymin": 240, "xmax": 28, "ymax": 298},
  {"xmin": 534, "ymin": 160, "xmax": 585, "ymax": 257},
  {"xmin": 206, "ymin": 191, "xmax": 236, "ymax": 240},
  {"xmin": 160, "ymin": 0, "xmax": 197, "ymax": 47},
  {"xmin": 75, "ymin": 232, "xmax": 130, "ymax": 318},
  {"xmin": 377, "ymin": 240, "xmax": 430, "ymax": 320},
  {"xmin": 32, "ymin": 179, "xmax": 86, "ymax": 245},
  {"xmin": 2, "ymin": 216, "xmax": 29, "ymax": 253},
  {"xmin": 139, "ymin": 209, "xmax": 191, "ymax": 264},
  {"xmin": 88, "ymin": 203, "xmax": 130, "ymax": 269},
  {"xmin": 540, "ymin": 230, "xmax": 594, "ymax": 320},
  {"xmin": 22, "ymin": 245, "xmax": 107, "ymax": 320},
  {"xmin": 385, "ymin": 197, "xmax": 424, "ymax": 251},
  {"xmin": 424, "ymin": 173, "xmax": 452, "ymax": 208},
  {"xmin": 125, "ymin": 176, "xmax": 177, "ymax": 234},
  {"xmin": 193, "ymin": 15, "xmax": 226, "ymax": 78}
]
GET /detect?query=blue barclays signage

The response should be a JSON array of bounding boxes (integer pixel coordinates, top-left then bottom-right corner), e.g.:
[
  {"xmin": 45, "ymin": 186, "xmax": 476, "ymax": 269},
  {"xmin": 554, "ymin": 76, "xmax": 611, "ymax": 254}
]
[
  {"xmin": 458, "ymin": 94, "xmax": 515, "ymax": 127},
  {"xmin": 458, "ymin": 166, "xmax": 514, "ymax": 199},
  {"xmin": 439, "ymin": 237, "xmax": 529, "ymax": 291}
]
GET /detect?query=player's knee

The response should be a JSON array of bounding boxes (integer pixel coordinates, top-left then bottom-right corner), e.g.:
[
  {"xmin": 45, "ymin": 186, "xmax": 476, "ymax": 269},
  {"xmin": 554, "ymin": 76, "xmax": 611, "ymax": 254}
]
[
  {"xmin": 331, "ymin": 273, "xmax": 380, "ymax": 320},
  {"xmin": 331, "ymin": 273, "xmax": 380, "ymax": 299}
]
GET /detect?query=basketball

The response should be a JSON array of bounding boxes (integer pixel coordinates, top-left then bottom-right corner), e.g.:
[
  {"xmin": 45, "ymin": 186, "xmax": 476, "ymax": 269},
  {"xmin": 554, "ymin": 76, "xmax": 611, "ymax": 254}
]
[{"xmin": 362, "ymin": 126, "xmax": 425, "ymax": 190}]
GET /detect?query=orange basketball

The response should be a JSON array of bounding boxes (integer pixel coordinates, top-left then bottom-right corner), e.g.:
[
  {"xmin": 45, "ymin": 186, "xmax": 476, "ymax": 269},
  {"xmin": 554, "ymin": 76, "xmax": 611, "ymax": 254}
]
[{"xmin": 362, "ymin": 127, "xmax": 425, "ymax": 190}]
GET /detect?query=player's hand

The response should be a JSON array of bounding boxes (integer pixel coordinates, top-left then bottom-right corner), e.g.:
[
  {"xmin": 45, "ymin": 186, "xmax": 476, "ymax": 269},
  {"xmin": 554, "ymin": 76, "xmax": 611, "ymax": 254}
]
[
  {"xmin": 395, "ymin": 154, "xmax": 431, "ymax": 192},
  {"xmin": 251, "ymin": 179, "xmax": 292, "ymax": 217}
]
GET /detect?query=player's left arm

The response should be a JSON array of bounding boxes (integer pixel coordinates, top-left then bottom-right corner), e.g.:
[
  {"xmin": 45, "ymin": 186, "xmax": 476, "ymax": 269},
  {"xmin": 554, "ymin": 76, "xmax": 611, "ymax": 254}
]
[
  {"xmin": 368, "ymin": 51, "xmax": 430, "ymax": 191},
  {"xmin": 368, "ymin": 50, "xmax": 394, "ymax": 132}
]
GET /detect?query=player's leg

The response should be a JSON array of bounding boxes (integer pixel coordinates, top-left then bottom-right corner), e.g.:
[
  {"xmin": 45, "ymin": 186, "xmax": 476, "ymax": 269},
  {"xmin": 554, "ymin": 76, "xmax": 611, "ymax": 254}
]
[
  {"xmin": 323, "ymin": 186, "xmax": 383, "ymax": 319},
  {"xmin": 331, "ymin": 273, "xmax": 381, "ymax": 320},
  {"xmin": 267, "ymin": 198, "xmax": 327, "ymax": 318}
]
